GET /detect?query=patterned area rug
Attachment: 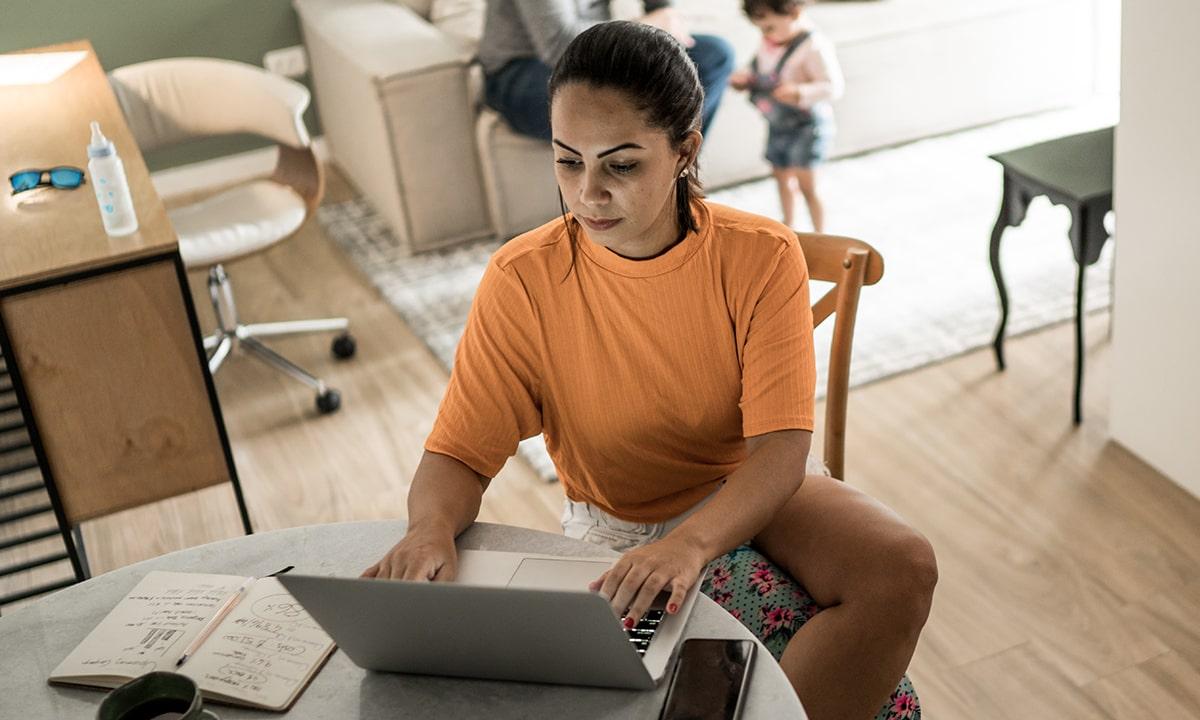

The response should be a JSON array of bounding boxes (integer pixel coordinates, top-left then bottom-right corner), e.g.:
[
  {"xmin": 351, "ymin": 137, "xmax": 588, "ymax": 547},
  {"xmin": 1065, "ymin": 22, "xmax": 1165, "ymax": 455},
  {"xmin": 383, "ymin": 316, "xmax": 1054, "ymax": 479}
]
[{"xmin": 320, "ymin": 98, "xmax": 1117, "ymax": 481}]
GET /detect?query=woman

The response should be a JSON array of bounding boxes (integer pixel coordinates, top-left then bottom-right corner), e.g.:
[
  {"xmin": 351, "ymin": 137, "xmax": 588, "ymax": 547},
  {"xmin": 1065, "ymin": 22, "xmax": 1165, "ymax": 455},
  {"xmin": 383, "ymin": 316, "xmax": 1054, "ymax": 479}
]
[{"xmin": 365, "ymin": 21, "xmax": 937, "ymax": 720}]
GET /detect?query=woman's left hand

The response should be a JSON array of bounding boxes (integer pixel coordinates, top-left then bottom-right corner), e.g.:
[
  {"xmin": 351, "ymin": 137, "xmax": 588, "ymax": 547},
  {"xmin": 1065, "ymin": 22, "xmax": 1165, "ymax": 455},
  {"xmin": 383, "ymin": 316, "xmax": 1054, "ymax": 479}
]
[{"xmin": 589, "ymin": 534, "xmax": 709, "ymax": 628}]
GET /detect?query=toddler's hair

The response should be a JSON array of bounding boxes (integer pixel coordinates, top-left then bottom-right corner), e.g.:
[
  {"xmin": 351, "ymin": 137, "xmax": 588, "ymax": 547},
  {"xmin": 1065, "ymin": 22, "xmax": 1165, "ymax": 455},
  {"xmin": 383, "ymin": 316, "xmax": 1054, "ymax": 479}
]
[{"xmin": 742, "ymin": 0, "xmax": 810, "ymax": 19}]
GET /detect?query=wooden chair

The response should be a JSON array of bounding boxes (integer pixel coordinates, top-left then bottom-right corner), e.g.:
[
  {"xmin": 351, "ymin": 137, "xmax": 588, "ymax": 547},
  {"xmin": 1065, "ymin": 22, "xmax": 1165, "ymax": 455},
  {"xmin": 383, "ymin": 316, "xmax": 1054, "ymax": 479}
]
[
  {"xmin": 699, "ymin": 235, "xmax": 920, "ymax": 720},
  {"xmin": 796, "ymin": 232, "xmax": 885, "ymax": 480}
]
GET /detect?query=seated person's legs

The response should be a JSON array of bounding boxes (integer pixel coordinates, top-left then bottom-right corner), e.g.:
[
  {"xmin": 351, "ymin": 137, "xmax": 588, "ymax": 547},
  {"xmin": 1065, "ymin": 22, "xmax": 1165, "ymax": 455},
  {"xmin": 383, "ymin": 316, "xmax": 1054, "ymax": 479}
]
[
  {"xmin": 739, "ymin": 474, "xmax": 937, "ymax": 720},
  {"xmin": 484, "ymin": 58, "xmax": 554, "ymax": 140},
  {"xmin": 686, "ymin": 34, "xmax": 736, "ymax": 134},
  {"xmin": 487, "ymin": 37, "xmax": 733, "ymax": 140},
  {"xmin": 702, "ymin": 546, "xmax": 922, "ymax": 720}
]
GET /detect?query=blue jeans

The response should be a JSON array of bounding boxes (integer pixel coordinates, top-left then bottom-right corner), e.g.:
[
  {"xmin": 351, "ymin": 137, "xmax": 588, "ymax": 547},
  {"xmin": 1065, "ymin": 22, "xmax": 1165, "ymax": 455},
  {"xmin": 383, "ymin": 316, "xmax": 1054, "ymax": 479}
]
[{"xmin": 484, "ymin": 33, "xmax": 736, "ymax": 140}]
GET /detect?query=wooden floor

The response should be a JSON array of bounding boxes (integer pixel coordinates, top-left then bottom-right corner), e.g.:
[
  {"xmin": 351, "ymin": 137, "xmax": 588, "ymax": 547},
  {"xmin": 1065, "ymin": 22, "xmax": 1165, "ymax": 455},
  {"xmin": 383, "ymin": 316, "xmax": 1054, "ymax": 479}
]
[{"xmin": 3, "ymin": 168, "xmax": 1199, "ymax": 719}]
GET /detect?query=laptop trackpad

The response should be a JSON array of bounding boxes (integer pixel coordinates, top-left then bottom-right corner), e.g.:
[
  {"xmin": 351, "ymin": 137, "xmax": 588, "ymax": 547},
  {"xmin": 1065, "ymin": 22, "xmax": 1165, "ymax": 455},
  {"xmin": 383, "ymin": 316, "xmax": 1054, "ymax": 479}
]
[{"xmin": 506, "ymin": 558, "xmax": 612, "ymax": 592}]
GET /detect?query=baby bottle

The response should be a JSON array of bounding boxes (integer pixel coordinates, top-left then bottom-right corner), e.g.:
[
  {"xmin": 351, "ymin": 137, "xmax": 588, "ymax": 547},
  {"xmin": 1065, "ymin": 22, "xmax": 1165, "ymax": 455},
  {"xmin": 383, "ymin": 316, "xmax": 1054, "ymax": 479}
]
[{"xmin": 87, "ymin": 120, "xmax": 139, "ymax": 237}]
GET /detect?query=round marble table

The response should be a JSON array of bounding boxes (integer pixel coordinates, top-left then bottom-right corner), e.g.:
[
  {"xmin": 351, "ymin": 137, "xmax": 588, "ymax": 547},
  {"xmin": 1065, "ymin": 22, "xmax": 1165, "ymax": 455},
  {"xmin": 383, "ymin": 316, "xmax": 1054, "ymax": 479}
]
[{"xmin": 0, "ymin": 521, "xmax": 805, "ymax": 719}]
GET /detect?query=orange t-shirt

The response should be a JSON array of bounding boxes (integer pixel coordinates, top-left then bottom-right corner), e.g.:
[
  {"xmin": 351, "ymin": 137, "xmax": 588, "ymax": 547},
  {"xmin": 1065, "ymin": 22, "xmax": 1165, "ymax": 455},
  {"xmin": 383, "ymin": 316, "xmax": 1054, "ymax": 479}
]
[{"xmin": 425, "ymin": 200, "xmax": 816, "ymax": 522}]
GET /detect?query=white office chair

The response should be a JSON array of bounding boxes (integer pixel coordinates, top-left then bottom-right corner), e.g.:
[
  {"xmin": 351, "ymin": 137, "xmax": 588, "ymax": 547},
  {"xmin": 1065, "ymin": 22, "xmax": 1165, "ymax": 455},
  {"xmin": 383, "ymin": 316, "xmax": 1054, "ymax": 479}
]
[{"xmin": 110, "ymin": 58, "xmax": 354, "ymax": 413}]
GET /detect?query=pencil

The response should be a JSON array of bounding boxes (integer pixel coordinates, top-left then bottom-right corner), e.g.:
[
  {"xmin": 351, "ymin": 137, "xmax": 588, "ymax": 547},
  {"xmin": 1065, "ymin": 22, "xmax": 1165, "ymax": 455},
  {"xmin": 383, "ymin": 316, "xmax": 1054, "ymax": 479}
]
[{"xmin": 175, "ymin": 576, "xmax": 254, "ymax": 668}]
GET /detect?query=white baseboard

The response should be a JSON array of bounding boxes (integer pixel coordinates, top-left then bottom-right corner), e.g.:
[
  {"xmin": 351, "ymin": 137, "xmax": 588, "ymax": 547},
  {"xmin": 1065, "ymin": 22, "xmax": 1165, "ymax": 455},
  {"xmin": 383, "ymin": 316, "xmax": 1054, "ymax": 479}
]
[{"xmin": 151, "ymin": 137, "xmax": 328, "ymax": 200}]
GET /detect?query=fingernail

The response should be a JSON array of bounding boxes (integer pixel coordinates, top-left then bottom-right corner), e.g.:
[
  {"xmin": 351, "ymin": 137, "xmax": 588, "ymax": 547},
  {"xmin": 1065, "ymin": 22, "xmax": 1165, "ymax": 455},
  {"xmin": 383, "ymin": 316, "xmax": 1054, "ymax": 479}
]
[
  {"xmin": 623, "ymin": 617, "xmax": 635, "ymax": 629},
  {"xmin": 668, "ymin": 603, "xmax": 679, "ymax": 614}
]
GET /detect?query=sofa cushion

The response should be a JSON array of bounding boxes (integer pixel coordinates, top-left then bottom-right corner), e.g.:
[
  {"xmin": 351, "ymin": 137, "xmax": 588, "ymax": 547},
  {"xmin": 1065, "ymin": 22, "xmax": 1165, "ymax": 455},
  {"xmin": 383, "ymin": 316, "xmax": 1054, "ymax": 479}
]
[
  {"xmin": 429, "ymin": 0, "xmax": 485, "ymax": 52},
  {"xmin": 386, "ymin": 0, "xmax": 435, "ymax": 20},
  {"xmin": 678, "ymin": 0, "xmax": 1075, "ymax": 46},
  {"xmin": 808, "ymin": 0, "xmax": 1065, "ymax": 43},
  {"xmin": 297, "ymin": 0, "xmax": 471, "ymax": 81},
  {"xmin": 681, "ymin": 0, "xmax": 1088, "ymax": 64}
]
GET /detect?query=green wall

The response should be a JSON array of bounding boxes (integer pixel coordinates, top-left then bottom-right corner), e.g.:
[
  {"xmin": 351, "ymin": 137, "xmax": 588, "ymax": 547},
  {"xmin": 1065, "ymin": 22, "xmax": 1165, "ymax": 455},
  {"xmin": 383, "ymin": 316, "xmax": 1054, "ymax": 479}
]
[{"xmin": 1, "ymin": 0, "xmax": 320, "ymax": 171}]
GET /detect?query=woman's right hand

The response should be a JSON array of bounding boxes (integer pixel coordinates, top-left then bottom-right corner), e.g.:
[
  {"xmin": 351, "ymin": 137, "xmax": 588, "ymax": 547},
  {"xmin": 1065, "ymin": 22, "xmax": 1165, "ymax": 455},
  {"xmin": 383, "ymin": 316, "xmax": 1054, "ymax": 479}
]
[
  {"xmin": 728, "ymin": 69, "xmax": 752, "ymax": 91},
  {"xmin": 361, "ymin": 525, "xmax": 459, "ymax": 581}
]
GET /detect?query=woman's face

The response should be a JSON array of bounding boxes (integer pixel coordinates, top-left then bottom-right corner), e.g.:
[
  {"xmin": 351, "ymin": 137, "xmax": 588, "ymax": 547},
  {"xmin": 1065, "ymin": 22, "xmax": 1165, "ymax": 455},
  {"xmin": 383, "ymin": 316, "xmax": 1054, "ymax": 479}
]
[{"xmin": 550, "ymin": 83, "xmax": 698, "ymax": 258}]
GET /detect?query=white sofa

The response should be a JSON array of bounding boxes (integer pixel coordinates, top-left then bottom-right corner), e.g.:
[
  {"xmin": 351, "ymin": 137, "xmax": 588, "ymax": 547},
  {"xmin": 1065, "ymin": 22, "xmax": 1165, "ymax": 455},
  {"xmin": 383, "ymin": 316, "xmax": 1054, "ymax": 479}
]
[{"xmin": 296, "ymin": 0, "xmax": 1100, "ymax": 253}]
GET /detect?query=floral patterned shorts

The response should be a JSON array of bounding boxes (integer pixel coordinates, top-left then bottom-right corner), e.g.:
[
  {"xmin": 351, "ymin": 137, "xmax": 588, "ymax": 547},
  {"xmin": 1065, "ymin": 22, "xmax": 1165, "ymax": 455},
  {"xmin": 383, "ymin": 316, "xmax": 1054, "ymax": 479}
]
[{"xmin": 701, "ymin": 545, "xmax": 921, "ymax": 720}]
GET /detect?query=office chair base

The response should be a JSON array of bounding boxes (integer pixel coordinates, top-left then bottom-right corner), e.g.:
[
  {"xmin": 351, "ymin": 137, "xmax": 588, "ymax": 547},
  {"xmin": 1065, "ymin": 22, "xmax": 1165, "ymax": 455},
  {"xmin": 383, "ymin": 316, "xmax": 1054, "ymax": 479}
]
[
  {"xmin": 332, "ymin": 333, "xmax": 357, "ymax": 360},
  {"xmin": 316, "ymin": 388, "xmax": 341, "ymax": 414},
  {"xmin": 204, "ymin": 264, "xmax": 353, "ymax": 414}
]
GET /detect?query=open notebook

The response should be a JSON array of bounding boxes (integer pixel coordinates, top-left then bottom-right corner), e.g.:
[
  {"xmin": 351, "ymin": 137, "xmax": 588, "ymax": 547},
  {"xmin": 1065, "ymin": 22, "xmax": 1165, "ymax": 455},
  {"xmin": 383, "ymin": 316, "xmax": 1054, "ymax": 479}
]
[{"xmin": 49, "ymin": 570, "xmax": 335, "ymax": 711}]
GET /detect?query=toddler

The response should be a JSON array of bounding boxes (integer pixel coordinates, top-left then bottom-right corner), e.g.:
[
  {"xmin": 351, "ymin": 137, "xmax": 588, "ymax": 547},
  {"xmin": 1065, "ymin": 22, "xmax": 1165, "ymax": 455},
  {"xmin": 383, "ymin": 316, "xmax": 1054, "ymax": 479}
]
[{"xmin": 730, "ymin": 0, "xmax": 843, "ymax": 231}]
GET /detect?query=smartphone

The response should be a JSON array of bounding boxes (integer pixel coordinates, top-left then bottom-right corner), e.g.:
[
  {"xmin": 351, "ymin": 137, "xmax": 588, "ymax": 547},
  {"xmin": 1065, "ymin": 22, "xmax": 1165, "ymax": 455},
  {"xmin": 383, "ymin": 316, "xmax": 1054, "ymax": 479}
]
[{"xmin": 659, "ymin": 638, "xmax": 756, "ymax": 720}]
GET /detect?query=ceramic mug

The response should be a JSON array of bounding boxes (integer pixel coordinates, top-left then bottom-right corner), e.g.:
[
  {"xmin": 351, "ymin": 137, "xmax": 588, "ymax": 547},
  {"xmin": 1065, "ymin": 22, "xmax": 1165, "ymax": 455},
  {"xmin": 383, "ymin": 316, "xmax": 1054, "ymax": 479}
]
[{"xmin": 96, "ymin": 671, "xmax": 219, "ymax": 720}]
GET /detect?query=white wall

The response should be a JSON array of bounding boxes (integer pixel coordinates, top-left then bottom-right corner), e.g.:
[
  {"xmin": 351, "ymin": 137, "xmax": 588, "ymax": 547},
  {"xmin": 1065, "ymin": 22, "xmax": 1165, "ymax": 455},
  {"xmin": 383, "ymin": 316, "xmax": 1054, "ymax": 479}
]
[
  {"xmin": 1110, "ymin": 0, "xmax": 1200, "ymax": 497},
  {"xmin": 1093, "ymin": 0, "xmax": 1121, "ymax": 96}
]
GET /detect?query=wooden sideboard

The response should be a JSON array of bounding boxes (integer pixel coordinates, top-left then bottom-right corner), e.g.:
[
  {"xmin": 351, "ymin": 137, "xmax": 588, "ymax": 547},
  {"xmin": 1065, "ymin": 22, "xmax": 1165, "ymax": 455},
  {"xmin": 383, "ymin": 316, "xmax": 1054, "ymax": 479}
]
[{"xmin": 0, "ymin": 41, "xmax": 250, "ymax": 597}]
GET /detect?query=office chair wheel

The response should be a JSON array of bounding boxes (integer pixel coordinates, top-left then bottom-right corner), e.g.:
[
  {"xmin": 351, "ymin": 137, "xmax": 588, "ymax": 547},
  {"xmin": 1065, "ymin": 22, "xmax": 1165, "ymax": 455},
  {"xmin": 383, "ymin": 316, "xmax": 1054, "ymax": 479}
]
[
  {"xmin": 316, "ymin": 388, "xmax": 341, "ymax": 414},
  {"xmin": 332, "ymin": 332, "xmax": 356, "ymax": 360}
]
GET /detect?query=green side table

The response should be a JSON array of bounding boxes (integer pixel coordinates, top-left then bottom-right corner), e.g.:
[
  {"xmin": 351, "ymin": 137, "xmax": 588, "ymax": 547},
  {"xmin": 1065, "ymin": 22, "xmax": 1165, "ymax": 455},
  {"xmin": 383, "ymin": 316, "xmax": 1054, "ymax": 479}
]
[{"xmin": 988, "ymin": 126, "xmax": 1114, "ymax": 424}]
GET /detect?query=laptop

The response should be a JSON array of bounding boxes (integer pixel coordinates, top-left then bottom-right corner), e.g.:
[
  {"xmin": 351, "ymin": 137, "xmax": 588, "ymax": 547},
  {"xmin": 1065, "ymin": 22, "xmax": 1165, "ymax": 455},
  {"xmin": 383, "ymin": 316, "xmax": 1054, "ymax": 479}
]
[{"xmin": 278, "ymin": 549, "xmax": 701, "ymax": 690}]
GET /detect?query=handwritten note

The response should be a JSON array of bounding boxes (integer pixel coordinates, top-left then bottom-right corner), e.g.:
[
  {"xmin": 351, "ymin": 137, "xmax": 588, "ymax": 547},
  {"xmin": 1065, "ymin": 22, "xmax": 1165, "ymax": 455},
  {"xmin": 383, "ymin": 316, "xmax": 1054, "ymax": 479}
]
[
  {"xmin": 54, "ymin": 572, "xmax": 242, "ymax": 678},
  {"xmin": 183, "ymin": 577, "xmax": 331, "ymax": 709},
  {"xmin": 50, "ymin": 571, "xmax": 334, "ymax": 711}
]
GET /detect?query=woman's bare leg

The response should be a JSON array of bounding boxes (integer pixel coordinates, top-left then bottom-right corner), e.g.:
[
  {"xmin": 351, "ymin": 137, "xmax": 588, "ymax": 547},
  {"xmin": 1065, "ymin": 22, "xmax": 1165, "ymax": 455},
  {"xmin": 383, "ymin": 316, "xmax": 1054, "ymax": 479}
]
[
  {"xmin": 795, "ymin": 168, "xmax": 825, "ymax": 233},
  {"xmin": 753, "ymin": 474, "xmax": 938, "ymax": 720},
  {"xmin": 773, "ymin": 167, "xmax": 799, "ymax": 228}
]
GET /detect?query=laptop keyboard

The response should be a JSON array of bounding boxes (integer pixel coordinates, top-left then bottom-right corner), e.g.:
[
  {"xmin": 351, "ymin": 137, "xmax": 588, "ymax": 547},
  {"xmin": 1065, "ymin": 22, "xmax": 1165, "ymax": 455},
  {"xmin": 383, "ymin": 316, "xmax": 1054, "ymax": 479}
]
[{"xmin": 624, "ymin": 609, "xmax": 665, "ymax": 656}]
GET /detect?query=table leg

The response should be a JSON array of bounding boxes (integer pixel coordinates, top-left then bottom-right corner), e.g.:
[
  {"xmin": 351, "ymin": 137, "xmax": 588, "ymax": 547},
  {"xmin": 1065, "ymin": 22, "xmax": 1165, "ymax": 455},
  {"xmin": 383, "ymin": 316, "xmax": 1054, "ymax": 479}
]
[
  {"xmin": 990, "ymin": 175, "xmax": 1035, "ymax": 371},
  {"xmin": 71, "ymin": 525, "xmax": 92, "ymax": 579},
  {"xmin": 989, "ymin": 200, "xmax": 1012, "ymax": 371},
  {"xmin": 1067, "ymin": 200, "xmax": 1111, "ymax": 425},
  {"xmin": 1073, "ymin": 259, "xmax": 1086, "ymax": 425}
]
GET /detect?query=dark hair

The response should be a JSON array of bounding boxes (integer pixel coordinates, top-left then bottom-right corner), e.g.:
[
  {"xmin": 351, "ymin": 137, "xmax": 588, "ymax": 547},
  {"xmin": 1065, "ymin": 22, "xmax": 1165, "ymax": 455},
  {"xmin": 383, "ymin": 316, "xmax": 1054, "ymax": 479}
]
[
  {"xmin": 743, "ymin": 0, "xmax": 808, "ymax": 18},
  {"xmin": 548, "ymin": 21, "xmax": 704, "ymax": 274}
]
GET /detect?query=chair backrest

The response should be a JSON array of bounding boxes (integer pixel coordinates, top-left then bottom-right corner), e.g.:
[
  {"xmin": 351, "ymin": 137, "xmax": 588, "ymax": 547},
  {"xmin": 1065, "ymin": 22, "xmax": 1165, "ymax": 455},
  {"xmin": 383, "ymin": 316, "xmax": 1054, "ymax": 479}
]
[
  {"xmin": 796, "ymin": 232, "xmax": 884, "ymax": 480},
  {"xmin": 109, "ymin": 58, "xmax": 311, "ymax": 150},
  {"xmin": 108, "ymin": 57, "xmax": 324, "ymax": 213}
]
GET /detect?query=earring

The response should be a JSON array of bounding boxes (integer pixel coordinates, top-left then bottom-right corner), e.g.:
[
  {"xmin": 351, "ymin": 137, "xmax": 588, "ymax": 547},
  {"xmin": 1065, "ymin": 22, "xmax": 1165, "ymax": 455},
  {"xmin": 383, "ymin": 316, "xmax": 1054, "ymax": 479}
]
[{"xmin": 679, "ymin": 168, "xmax": 689, "ymax": 178}]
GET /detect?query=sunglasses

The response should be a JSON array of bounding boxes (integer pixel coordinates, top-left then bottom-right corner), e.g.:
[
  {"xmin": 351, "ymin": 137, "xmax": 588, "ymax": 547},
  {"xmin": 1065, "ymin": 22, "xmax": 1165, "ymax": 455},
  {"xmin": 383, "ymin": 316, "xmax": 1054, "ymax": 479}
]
[{"xmin": 9, "ymin": 166, "xmax": 86, "ymax": 195}]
